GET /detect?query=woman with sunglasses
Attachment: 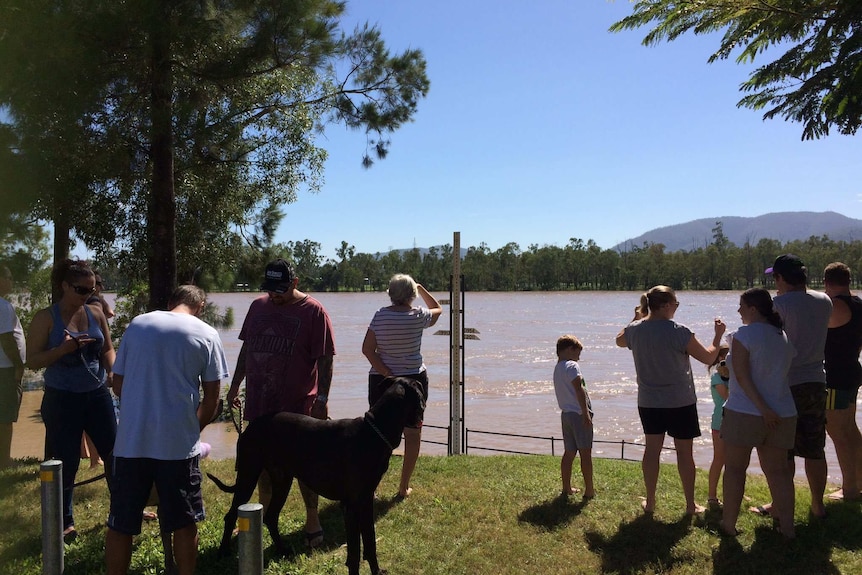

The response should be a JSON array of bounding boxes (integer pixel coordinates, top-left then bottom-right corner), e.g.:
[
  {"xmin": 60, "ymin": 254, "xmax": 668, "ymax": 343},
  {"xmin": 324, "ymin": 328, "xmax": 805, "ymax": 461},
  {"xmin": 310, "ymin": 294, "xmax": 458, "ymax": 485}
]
[
  {"xmin": 26, "ymin": 259, "xmax": 116, "ymax": 542},
  {"xmin": 616, "ymin": 285, "xmax": 726, "ymax": 516}
]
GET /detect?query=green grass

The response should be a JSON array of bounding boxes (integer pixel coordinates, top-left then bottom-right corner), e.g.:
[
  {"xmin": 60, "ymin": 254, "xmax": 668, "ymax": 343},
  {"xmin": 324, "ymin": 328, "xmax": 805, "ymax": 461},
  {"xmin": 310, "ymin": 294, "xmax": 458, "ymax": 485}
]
[{"xmin": 2, "ymin": 455, "xmax": 861, "ymax": 574}]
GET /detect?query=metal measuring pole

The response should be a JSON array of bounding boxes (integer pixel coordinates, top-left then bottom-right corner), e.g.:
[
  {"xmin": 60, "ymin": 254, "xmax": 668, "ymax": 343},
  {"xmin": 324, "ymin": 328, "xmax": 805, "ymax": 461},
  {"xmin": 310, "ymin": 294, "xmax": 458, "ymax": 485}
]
[
  {"xmin": 237, "ymin": 503, "xmax": 263, "ymax": 575},
  {"xmin": 450, "ymin": 231, "xmax": 464, "ymax": 455},
  {"xmin": 40, "ymin": 460, "xmax": 63, "ymax": 575}
]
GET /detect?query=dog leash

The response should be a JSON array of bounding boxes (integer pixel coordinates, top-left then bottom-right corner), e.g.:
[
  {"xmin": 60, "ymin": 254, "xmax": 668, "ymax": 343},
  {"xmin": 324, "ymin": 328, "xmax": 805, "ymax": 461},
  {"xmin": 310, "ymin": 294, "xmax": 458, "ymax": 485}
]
[
  {"xmin": 365, "ymin": 416, "xmax": 394, "ymax": 451},
  {"xmin": 229, "ymin": 401, "xmax": 244, "ymax": 434}
]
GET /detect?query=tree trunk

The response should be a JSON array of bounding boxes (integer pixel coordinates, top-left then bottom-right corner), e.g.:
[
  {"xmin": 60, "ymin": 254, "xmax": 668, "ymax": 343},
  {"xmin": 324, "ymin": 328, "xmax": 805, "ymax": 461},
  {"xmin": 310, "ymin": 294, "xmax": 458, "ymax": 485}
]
[
  {"xmin": 52, "ymin": 200, "xmax": 71, "ymax": 304},
  {"xmin": 147, "ymin": 0, "xmax": 176, "ymax": 311}
]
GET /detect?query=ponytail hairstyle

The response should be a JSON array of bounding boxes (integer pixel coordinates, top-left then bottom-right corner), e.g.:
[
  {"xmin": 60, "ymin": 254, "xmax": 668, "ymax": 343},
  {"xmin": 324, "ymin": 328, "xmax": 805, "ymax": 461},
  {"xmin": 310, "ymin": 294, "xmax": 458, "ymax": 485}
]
[
  {"xmin": 50, "ymin": 259, "xmax": 94, "ymax": 302},
  {"xmin": 643, "ymin": 285, "xmax": 676, "ymax": 313},
  {"xmin": 741, "ymin": 287, "xmax": 783, "ymax": 329},
  {"xmin": 637, "ymin": 293, "xmax": 650, "ymax": 318}
]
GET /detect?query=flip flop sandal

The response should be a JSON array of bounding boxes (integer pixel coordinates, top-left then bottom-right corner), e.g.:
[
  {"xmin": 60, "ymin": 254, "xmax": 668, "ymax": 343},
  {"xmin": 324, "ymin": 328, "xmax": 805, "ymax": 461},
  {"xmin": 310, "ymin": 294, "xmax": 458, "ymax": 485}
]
[{"xmin": 749, "ymin": 505, "xmax": 771, "ymax": 516}]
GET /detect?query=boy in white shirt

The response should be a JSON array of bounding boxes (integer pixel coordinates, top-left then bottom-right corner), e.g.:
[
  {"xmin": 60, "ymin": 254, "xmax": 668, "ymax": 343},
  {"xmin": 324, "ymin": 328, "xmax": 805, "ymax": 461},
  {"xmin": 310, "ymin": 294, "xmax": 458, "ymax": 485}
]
[{"xmin": 553, "ymin": 335, "xmax": 595, "ymax": 499}]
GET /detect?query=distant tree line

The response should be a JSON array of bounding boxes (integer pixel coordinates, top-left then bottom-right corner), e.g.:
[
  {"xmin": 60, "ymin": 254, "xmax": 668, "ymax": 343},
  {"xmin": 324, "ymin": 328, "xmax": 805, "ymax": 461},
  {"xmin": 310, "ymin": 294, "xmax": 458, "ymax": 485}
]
[{"xmin": 111, "ymin": 222, "xmax": 862, "ymax": 294}]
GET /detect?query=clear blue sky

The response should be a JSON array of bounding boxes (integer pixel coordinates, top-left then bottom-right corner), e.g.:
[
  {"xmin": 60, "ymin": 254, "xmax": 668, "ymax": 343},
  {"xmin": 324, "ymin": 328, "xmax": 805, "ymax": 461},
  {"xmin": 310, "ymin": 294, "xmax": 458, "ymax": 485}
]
[{"xmin": 275, "ymin": 0, "xmax": 862, "ymax": 259}]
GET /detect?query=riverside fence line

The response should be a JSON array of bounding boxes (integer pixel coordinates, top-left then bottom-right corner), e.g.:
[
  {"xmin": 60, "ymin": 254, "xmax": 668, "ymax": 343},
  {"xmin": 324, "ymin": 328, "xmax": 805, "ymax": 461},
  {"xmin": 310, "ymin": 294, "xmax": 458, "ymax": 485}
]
[{"xmin": 421, "ymin": 424, "xmax": 674, "ymax": 461}]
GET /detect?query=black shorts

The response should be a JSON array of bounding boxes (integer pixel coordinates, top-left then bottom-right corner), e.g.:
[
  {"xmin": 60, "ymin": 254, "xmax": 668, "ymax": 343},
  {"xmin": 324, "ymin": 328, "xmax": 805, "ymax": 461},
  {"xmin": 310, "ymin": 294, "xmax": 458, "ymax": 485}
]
[
  {"xmin": 368, "ymin": 372, "xmax": 428, "ymax": 428},
  {"xmin": 638, "ymin": 404, "xmax": 701, "ymax": 439},
  {"xmin": 107, "ymin": 456, "xmax": 204, "ymax": 535}
]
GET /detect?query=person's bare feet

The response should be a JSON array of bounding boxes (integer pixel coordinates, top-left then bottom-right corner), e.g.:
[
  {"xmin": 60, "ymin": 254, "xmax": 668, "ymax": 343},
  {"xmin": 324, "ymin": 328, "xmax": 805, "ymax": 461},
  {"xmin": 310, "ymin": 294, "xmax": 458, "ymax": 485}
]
[
  {"xmin": 640, "ymin": 497, "xmax": 654, "ymax": 514},
  {"xmin": 828, "ymin": 488, "xmax": 860, "ymax": 501},
  {"xmin": 560, "ymin": 487, "xmax": 581, "ymax": 498},
  {"xmin": 686, "ymin": 503, "xmax": 706, "ymax": 515},
  {"xmin": 394, "ymin": 487, "xmax": 413, "ymax": 501},
  {"xmin": 810, "ymin": 503, "xmax": 827, "ymax": 519},
  {"xmin": 749, "ymin": 503, "xmax": 773, "ymax": 516}
]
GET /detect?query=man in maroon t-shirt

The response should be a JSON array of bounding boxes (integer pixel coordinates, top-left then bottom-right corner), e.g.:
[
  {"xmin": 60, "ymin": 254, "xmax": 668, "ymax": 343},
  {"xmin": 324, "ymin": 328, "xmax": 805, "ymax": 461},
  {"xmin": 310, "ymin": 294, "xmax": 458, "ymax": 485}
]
[{"xmin": 228, "ymin": 258, "xmax": 335, "ymax": 548}]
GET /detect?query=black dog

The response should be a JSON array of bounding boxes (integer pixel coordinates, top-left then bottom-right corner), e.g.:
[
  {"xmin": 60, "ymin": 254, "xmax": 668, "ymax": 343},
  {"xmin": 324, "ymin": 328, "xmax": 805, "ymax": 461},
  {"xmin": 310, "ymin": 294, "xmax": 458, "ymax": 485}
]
[{"xmin": 208, "ymin": 377, "xmax": 425, "ymax": 575}]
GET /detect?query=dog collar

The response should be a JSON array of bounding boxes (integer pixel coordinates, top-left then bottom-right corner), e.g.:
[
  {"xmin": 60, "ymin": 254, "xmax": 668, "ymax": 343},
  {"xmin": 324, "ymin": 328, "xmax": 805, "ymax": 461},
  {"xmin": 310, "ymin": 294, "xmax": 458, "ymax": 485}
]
[{"xmin": 366, "ymin": 417, "xmax": 395, "ymax": 451}]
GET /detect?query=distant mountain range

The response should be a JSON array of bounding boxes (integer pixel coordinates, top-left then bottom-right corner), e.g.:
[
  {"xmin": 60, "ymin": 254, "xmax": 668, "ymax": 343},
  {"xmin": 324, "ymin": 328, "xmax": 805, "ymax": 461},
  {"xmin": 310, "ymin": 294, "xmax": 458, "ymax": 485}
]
[{"xmin": 613, "ymin": 211, "xmax": 862, "ymax": 253}]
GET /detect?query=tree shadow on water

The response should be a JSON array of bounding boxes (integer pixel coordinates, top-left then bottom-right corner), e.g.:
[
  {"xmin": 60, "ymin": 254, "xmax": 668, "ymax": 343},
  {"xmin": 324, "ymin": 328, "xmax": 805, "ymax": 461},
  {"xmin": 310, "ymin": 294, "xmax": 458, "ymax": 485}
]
[{"xmin": 584, "ymin": 514, "xmax": 693, "ymax": 574}]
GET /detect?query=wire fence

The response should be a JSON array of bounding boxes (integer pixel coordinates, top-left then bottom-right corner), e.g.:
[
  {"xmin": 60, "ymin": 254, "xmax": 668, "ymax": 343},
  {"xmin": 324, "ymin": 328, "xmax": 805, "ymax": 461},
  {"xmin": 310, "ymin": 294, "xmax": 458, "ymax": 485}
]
[{"xmin": 422, "ymin": 424, "xmax": 677, "ymax": 462}]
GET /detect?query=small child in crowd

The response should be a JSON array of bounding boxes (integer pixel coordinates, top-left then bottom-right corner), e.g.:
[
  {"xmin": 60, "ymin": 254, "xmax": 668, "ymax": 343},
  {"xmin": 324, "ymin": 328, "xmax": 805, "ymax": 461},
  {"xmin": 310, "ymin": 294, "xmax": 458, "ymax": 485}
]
[
  {"xmin": 553, "ymin": 335, "xmax": 595, "ymax": 499},
  {"xmin": 707, "ymin": 345, "xmax": 730, "ymax": 510}
]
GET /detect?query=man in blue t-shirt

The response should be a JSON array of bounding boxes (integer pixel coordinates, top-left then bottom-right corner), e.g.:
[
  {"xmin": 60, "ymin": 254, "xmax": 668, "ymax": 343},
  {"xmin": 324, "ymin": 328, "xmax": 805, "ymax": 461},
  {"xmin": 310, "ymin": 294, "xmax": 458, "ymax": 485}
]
[{"xmin": 105, "ymin": 285, "xmax": 229, "ymax": 575}]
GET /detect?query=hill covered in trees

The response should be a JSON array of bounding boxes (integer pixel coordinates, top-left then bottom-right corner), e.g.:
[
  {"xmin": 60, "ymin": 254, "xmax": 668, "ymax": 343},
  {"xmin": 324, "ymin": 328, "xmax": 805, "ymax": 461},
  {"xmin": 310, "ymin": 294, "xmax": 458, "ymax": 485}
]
[
  {"xmin": 613, "ymin": 211, "xmax": 862, "ymax": 253},
  {"xmin": 184, "ymin": 224, "xmax": 861, "ymax": 295}
]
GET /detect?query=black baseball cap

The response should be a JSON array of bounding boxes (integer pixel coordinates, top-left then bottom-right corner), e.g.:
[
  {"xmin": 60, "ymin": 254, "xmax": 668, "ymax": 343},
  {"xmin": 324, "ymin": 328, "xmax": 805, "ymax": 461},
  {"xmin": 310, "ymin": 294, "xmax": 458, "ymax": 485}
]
[
  {"xmin": 260, "ymin": 258, "xmax": 297, "ymax": 293},
  {"xmin": 765, "ymin": 254, "xmax": 805, "ymax": 276}
]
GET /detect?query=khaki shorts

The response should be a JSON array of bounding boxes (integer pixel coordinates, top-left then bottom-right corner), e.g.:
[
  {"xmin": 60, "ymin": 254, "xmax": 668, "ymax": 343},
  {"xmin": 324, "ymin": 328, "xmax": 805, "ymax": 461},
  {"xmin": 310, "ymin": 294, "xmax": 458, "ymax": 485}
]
[
  {"xmin": 721, "ymin": 408, "xmax": 797, "ymax": 450},
  {"xmin": 0, "ymin": 367, "xmax": 23, "ymax": 423}
]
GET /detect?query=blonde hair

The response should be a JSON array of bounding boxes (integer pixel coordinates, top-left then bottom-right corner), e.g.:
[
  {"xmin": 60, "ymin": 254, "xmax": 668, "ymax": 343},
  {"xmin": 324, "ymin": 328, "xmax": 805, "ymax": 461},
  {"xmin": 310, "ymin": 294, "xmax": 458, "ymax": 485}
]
[
  {"xmin": 638, "ymin": 285, "xmax": 676, "ymax": 315},
  {"xmin": 388, "ymin": 274, "xmax": 418, "ymax": 306}
]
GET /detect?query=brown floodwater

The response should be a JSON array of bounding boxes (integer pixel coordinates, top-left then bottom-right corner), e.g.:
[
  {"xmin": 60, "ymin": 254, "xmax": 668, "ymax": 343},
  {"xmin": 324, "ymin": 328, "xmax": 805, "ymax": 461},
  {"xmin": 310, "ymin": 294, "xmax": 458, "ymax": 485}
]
[{"xmin": 12, "ymin": 291, "xmax": 860, "ymax": 482}]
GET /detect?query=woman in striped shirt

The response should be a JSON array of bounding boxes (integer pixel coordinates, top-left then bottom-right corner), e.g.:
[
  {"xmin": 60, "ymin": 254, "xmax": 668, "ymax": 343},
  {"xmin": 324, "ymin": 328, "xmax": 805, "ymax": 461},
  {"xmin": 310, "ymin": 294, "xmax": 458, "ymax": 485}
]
[{"xmin": 362, "ymin": 274, "xmax": 442, "ymax": 499}]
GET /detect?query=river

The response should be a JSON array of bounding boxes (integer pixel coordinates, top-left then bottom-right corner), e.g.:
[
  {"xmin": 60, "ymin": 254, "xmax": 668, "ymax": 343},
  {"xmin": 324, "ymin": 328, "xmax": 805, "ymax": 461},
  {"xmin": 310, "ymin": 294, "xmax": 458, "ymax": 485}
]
[{"xmin": 12, "ymin": 290, "xmax": 860, "ymax": 481}]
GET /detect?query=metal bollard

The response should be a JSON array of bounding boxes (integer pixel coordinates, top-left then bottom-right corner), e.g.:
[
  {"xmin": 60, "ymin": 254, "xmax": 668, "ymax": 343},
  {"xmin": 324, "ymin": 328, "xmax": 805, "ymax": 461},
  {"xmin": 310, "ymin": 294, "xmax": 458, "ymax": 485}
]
[
  {"xmin": 237, "ymin": 503, "xmax": 263, "ymax": 575},
  {"xmin": 40, "ymin": 460, "xmax": 64, "ymax": 575}
]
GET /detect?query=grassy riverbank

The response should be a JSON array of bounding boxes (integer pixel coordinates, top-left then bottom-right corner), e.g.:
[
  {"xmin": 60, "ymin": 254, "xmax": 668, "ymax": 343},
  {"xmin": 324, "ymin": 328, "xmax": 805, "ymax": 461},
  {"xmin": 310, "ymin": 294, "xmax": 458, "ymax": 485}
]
[{"xmin": 2, "ymin": 455, "xmax": 861, "ymax": 574}]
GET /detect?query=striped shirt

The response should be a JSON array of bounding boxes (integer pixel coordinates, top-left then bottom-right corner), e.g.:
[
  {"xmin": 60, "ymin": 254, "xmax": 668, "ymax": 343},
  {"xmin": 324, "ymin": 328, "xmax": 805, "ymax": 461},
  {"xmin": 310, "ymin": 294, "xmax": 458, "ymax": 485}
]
[{"xmin": 368, "ymin": 306, "xmax": 434, "ymax": 375}]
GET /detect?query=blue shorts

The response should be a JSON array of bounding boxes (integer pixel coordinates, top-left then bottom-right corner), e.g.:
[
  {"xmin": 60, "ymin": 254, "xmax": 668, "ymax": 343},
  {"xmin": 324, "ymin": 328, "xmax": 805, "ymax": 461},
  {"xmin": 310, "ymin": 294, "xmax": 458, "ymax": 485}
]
[
  {"xmin": 638, "ymin": 404, "xmax": 701, "ymax": 439},
  {"xmin": 107, "ymin": 456, "xmax": 204, "ymax": 535},
  {"xmin": 826, "ymin": 386, "xmax": 859, "ymax": 411}
]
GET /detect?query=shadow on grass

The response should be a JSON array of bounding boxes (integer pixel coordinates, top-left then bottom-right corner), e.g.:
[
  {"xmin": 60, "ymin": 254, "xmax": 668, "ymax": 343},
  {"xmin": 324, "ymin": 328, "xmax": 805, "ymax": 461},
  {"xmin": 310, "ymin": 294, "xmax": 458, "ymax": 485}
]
[
  {"xmin": 199, "ymin": 492, "xmax": 402, "ymax": 572},
  {"xmin": 711, "ymin": 523, "xmax": 841, "ymax": 575},
  {"xmin": 584, "ymin": 513, "xmax": 693, "ymax": 574},
  {"xmin": 0, "ymin": 461, "xmax": 39, "ymax": 489},
  {"xmin": 517, "ymin": 493, "xmax": 589, "ymax": 530}
]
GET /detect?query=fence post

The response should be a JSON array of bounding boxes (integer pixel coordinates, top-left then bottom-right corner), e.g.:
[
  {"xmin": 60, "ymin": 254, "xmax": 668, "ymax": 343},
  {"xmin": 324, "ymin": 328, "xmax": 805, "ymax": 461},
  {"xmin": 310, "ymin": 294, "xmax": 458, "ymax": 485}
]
[
  {"xmin": 237, "ymin": 503, "xmax": 263, "ymax": 575},
  {"xmin": 40, "ymin": 459, "xmax": 63, "ymax": 575}
]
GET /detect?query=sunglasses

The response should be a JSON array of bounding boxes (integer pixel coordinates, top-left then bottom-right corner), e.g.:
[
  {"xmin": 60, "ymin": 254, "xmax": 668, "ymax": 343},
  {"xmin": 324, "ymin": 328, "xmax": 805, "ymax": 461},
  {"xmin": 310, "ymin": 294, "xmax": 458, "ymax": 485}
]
[{"xmin": 70, "ymin": 284, "xmax": 96, "ymax": 296}]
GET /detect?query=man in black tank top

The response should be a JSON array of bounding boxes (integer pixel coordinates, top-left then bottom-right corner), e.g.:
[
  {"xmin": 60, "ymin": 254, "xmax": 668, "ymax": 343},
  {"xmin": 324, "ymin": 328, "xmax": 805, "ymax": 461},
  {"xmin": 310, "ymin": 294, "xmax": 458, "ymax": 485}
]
[{"xmin": 824, "ymin": 262, "xmax": 862, "ymax": 501}]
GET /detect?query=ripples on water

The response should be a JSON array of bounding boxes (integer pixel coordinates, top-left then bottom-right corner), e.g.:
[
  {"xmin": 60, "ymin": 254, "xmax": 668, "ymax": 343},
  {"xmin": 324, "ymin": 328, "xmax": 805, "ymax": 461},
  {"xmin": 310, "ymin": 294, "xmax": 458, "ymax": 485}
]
[{"xmin": 15, "ymin": 290, "xmax": 854, "ymax": 480}]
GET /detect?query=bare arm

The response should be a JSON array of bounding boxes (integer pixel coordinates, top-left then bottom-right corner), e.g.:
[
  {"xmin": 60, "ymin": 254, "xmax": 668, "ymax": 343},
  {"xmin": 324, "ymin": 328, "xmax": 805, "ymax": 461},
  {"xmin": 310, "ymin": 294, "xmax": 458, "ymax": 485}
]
[
  {"xmin": 0, "ymin": 332, "xmax": 24, "ymax": 382},
  {"xmin": 309, "ymin": 354, "xmax": 333, "ymax": 420},
  {"xmin": 685, "ymin": 318, "xmax": 727, "ymax": 365},
  {"xmin": 227, "ymin": 342, "xmax": 247, "ymax": 409},
  {"xmin": 417, "ymin": 284, "xmax": 443, "ymax": 326},
  {"xmin": 95, "ymin": 307, "xmax": 115, "ymax": 386},
  {"xmin": 197, "ymin": 380, "xmax": 221, "ymax": 431},
  {"xmin": 361, "ymin": 329, "xmax": 392, "ymax": 377},
  {"xmin": 112, "ymin": 374, "xmax": 124, "ymax": 398},
  {"xmin": 25, "ymin": 309, "xmax": 79, "ymax": 369},
  {"xmin": 730, "ymin": 338, "xmax": 779, "ymax": 427},
  {"xmin": 573, "ymin": 375, "xmax": 592, "ymax": 426},
  {"xmin": 615, "ymin": 308, "xmax": 642, "ymax": 347}
]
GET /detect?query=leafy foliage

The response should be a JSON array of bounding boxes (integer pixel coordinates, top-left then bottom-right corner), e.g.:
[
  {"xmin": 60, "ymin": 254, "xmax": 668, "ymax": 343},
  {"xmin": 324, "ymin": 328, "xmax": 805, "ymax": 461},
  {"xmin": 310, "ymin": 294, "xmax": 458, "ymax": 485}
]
[
  {"xmin": 610, "ymin": 1, "xmax": 862, "ymax": 139},
  {"xmin": 0, "ymin": 0, "xmax": 429, "ymax": 309}
]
